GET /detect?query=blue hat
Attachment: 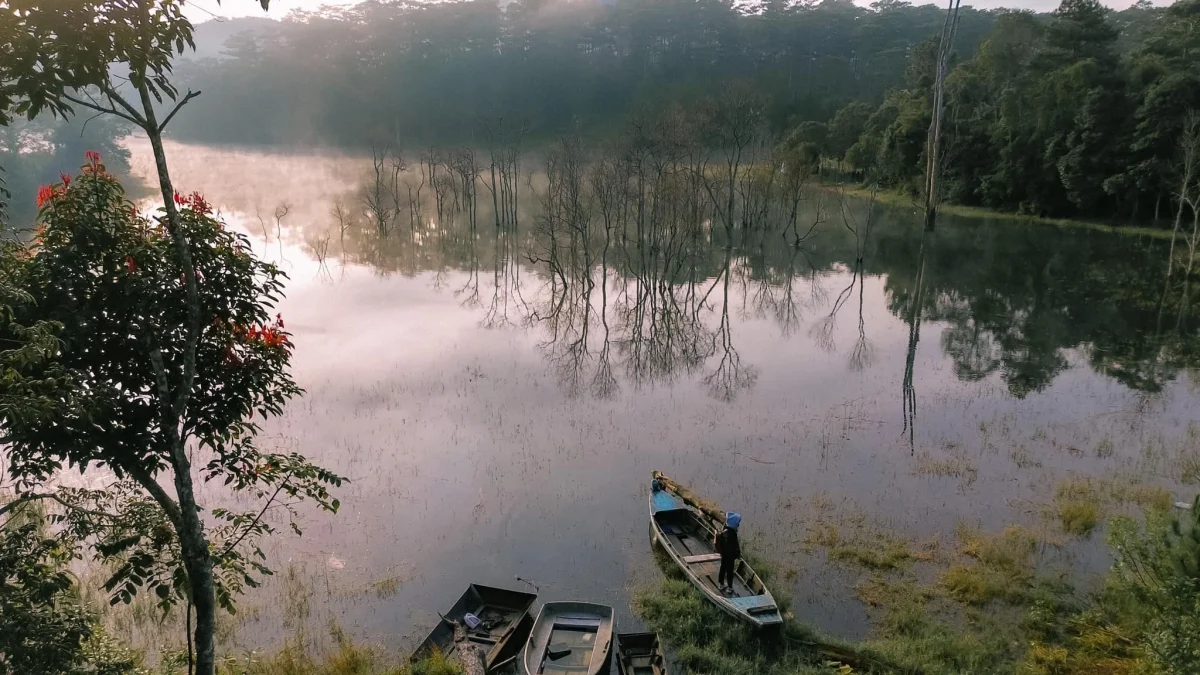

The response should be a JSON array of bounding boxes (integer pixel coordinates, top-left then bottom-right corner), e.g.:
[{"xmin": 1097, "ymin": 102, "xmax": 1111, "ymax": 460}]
[{"xmin": 726, "ymin": 512, "xmax": 742, "ymax": 529}]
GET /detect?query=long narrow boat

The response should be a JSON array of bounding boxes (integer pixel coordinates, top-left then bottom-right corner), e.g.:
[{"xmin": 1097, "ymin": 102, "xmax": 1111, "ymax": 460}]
[
  {"xmin": 616, "ymin": 632, "xmax": 668, "ymax": 675},
  {"xmin": 412, "ymin": 583, "xmax": 537, "ymax": 673},
  {"xmin": 521, "ymin": 601, "xmax": 615, "ymax": 675},
  {"xmin": 648, "ymin": 472, "xmax": 783, "ymax": 628}
]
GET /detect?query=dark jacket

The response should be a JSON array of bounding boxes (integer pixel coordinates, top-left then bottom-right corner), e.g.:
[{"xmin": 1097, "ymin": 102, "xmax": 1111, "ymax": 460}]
[{"xmin": 716, "ymin": 526, "xmax": 741, "ymax": 560}]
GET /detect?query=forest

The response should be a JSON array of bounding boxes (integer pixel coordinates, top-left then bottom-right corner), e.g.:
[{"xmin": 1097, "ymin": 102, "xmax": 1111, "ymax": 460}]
[{"xmin": 166, "ymin": 0, "xmax": 1200, "ymax": 226}]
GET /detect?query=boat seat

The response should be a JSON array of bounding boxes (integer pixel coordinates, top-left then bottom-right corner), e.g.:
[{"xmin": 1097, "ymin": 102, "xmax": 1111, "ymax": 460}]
[{"xmin": 681, "ymin": 553, "xmax": 722, "ymax": 564}]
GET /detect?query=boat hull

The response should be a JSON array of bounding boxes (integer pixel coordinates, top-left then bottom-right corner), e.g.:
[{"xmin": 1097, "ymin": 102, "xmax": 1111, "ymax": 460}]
[
  {"xmin": 413, "ymin": 583, "xmax": 537, "ymax": 671},
  {"xmin": 648, "ymin": 487, "xmax": 783, "ymax": 628},
  {"xmin": 521, "ymin": 601, "xmax": 615, "ymax": 675}
]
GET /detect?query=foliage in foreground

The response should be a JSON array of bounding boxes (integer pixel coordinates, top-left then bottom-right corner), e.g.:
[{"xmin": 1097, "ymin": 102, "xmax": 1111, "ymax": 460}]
[
  {"xmin": 0, "ymin": 520, "xmax": 145, "ymax": 675},
  {"xmin": 1106, "ymin": 499, "xmax": 1200, "ymax": 674},
  {"xmin": 216, "ymin": 631, "xmax": 463, "ymax": 675}
]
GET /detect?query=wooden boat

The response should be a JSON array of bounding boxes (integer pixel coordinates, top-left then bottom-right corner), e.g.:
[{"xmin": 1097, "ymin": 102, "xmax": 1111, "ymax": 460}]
[
  {"xmin": 616, "ymin": 632, "xmax": 668, "ymax": 675},
  {"xmin": 412, "ymin": 583, "xmax": 537, "ymax": 673},
  {"xmin": 648, "ymin": 471, "xmax": 783, "ymax": 628},
  {"xmin": 521, "ymin": 601, "xmax": 615, "ymax": 675}
]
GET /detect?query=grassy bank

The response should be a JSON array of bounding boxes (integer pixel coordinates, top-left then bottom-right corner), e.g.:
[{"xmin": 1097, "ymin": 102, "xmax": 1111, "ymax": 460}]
[
  {"xmin": 59, "ymin": 497, "xmax": 1197, "ymax": 675},
  {"xmin": 826, "ymin": 183, "xmax": 1179, "ymax": 240}
]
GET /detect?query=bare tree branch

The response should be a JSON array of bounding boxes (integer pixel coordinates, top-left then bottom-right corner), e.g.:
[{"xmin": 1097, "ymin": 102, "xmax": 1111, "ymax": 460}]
[
  {"xmin": 158, "ymin": 90, "xmax": 201, "ymax": 133},
  {"xmin": 61, "ymin": 93, "xmax": 142, "ymax": 127}
]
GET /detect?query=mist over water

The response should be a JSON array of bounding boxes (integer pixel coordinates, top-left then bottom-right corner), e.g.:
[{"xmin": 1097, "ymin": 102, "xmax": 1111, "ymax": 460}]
[{"xmin": 127, "ymin": 137, "xmax": 1200, "ymax": 648}]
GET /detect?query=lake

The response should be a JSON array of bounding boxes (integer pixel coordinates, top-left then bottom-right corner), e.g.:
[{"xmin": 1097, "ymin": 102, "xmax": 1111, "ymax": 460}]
[{"xmin": 123, "ymin": 138, "xmax": 1200, "ymax": 653}]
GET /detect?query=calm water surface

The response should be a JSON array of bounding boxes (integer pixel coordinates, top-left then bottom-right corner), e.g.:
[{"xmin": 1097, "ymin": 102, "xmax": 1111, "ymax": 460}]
[{"xmin": 126, "ymin": 139, "xmax": 1200, "ymax": 649}]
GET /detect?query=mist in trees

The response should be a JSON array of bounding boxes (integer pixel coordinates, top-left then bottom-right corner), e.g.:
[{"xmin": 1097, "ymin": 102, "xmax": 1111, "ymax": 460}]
[
  {"xmin": 0, "ymin": 114, "xmax": 134, "ymax": 226},
  {"xmin": 168, "ymin": 0, "xmax": 999, "ymax": 147}
]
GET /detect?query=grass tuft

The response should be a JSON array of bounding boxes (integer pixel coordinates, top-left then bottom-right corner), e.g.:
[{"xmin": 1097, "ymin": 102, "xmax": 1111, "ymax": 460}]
[{"xmin": 1058, "ymin": 500, "xmax": 1101, "ymax": 537}]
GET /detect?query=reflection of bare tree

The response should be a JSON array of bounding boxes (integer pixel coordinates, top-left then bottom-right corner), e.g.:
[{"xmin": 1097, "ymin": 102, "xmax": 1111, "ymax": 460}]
[
  {"xmin": 527, "ymin": 138, "xmax": 599, "ymax": 393},
  {"xmin": 309, "ymin": 232, "xmax": 333, "ymax": 282},
  {"xmin": 747, "ymin": 246, "xmax": 818, "ymax": 338},
  {"xmin": 590, "ymin": 159, "xmax": 624, "ymax": 399},
  {"xmin": 848, "ymin": 265, "xmax": 874, "ymax": 372},
  {"xmin": 902, "ymin": 232, "xmax": 931, "ymax": 455},
  {"xmin": 456, "ymin": 234, "xmax": 482, "ymax": 308},
  {"xmin": 616, "ymin": 270, "xmax": 716, "ymax": 388},
  {"xmin": 810, "ymin": 265, "xmax": 857, "ymax": 353},
  {"xmin": 809, "ymin": 190, "xmax": 876, "ymax": 355},
  {"xmin": 703, "ymin": 250, "xmax": 758, "ymax": 402},
  {"xmin": 481, "ymin": 225, "xmax": 527, "ymax": 329}
]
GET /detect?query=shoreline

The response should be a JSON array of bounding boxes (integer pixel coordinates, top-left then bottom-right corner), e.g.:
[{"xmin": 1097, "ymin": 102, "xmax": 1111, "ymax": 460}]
[{"xmin": 826, "ymin": 183, "xmax": 1178, "ymax": 241}]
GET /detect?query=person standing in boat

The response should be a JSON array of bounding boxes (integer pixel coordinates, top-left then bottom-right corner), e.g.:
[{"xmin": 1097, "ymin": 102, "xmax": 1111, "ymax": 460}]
[{"xmin": 716, "ymin": 512, "xmax": 741, "ymax": 595}]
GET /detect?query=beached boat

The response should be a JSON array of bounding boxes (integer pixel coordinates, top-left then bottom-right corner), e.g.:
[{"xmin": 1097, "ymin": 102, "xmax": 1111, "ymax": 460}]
[
  {"xmin": 648, "ymin": 471, "xmax": 783, "ymax": 628},
  {"xmin": 615, "ymin": 632, "xmax": 668, "ymax": 675},
  {"xmin": 412, "ymin": 583, "xmax": 537, "ymax": 674},
  {"xmin": 520, "ymin": 601, "xmax": 615, "ymax": 675}
]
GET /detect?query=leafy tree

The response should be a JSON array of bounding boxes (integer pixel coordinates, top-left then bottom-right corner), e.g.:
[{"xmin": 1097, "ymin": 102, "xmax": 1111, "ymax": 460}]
[
  {"xmin": 0, "ymin": 523, "xmax": 93, "ymax": 675},
  {"xmin": 823, "ymin": 0, "xmax": 1198, "ymax": 226},
  {"xmin": 825, "ymin": 101, "xmax": 874, "ymax": 162},
  {"xmin": 0, "ymin": 496, "xmax": 147, "ymax": 675},
  {"xmin": 1109, "ymin": 499, "xmax": 1200, "ymax": 672},
  {"xmin": 1, "ymin": 4, "xmax": 348, "ymax": 675},
  {"xmin": 0, "ymin": 158, "xmax": 341, "ymax": 675}
]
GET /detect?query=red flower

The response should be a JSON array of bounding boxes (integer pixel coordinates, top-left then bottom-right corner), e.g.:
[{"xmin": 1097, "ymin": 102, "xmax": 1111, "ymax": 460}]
[
  {"xmin": 85, "ymin": 150, "xmax": 101, "ymax": 165},
  {"xmin": 173, "ymin": 191, "xmax": 213, "ymax": 216},
  {"xmin": 36, "ymin": 185, "xmax": 55, "ymax": 208},
  {"xmin": 59, "ymin": 172, "xmax": 72, "ymax": 187},
  {"xmin": 125, "ymin": 256, "xmax": 137, "ymax": 274}
]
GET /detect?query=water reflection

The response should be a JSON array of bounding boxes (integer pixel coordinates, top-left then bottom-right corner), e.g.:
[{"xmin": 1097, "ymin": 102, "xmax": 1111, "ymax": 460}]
[
  {"xmin": 126, "ymin": 139, "xmax": 1200, "ymax": 647},
  {"xmin": 294, "ymin": 148, "xmax": 1200, "ymax": 409}
]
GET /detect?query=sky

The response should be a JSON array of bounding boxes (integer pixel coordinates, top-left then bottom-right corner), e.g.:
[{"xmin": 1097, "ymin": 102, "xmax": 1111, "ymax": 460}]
[{"xmin": 183, "ymin": 0, "xmax": 1172, "ymax": 22}]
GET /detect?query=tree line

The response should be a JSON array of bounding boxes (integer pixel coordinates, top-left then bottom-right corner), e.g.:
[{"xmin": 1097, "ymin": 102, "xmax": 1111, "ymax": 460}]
[
  {"xmin": 819, "ymin": 0, "xmax": 1200, "ymax": 226},
  {"xmin": 167, "ymin": 0, "xmax": 1199, "ymax": 228},
  {"xmin": 168, "ymin": 0, "xmax": 1001, "ymax": 145}
]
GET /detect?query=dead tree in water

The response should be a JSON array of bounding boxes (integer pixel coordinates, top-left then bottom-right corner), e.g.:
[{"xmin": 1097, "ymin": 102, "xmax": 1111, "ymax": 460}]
[
  {"xmin": 701, "ymin": 87, "xmax": 763, "ymax": 241},
  {"xmin": 778, "ymin": 149, "xmax": 825, "ymax": 247},
  {"xmin": 448, "ymin": 148, "xmax": 481, "ymax": 230},
  {"xmin": 386, "ymin": 149, "xmax": 409, "ymax": 234},
  {"xmin": 533, "ymin": 137, "xmax": 592, "ymax": 294},
  {"xmin": 407, "ymin": 151, "xmax": 425, "ymax": 233},
  {"xmin": 903, "ymin": 232, "xmax": 932, "ymax": 454},
  {"xmin": 480, "ymin": 116, "xmax": 529, "ymax": 228},
  {"xmin": 1165, "ymin": 113, "xmax": 1200, "ymax": 283},
  {"xmin": 363, "ymin": 144, "xmax": 395, "ymax": 237},
  {"xmin": 424, "ymin": 148, "xmax": 449, "ymax": 222},
  {"xmin": 922, "ymin": 0, "xmax": 963, "ymax": 231},
  {"xmin": 1180, "ymin": 119, "xmax": 1200, "ymax": 327}
]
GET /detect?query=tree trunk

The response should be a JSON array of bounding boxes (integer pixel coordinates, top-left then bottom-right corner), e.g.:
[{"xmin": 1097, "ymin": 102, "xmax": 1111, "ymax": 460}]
[
  {"xmin": 922, "ymin": 0, "xmax": 962, "ymax": 232},
  {"xmin": 134, "ymin": 81, "xmax": 216, "ymax": 675},
  {"xmin": 171, "ymin": 441, "xmax": 218, "ymax": 675}
]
